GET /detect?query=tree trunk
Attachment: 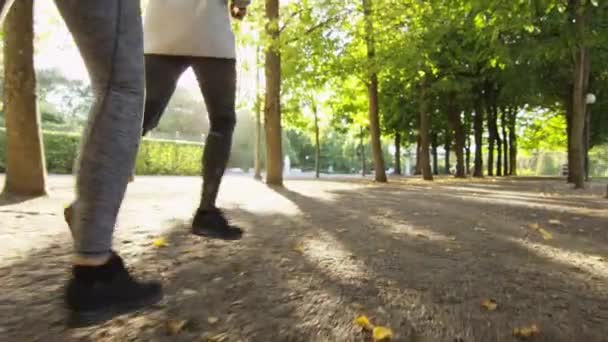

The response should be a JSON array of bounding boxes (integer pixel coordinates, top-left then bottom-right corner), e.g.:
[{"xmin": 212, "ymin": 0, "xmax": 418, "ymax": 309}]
[
  {"xmin": 501, "ymin": 109, "xmax": 509, "ymax": 175},
  {"xmin": 431, "ymin": 133, "xmax": 439, "ymax": 175},
  {"xmin": 473, "ymin": 91, "xmax": 484, "ymax": 177},
  {"xmin": 394, "ymin": 132, "xmax": 401, "ymax": 175},
  {"xmin": 465, "ymin": 134, "xmax": 471, "ymax": 176},
  {"xmin": 264, "ymin": 0, "xmax": 283, "ymax": 186},
  {"xmin": 415, "ymin": 135, "xmax": 421, "ymax": 175},
  {"xmin": 2, "ymin": 0, "xmax": 47, "ymax": 196},
  {"xmin": 360, "ymin": 126, "xmax": 366, "ymax": 176},
  {"xmin": 583, "ymin": 41, "xmax": 592, "ymax": 182},
  {"xmin": 419, "ymin": 85, "xmax": 433, "ymax": 181},
  {"xmin": 570, "ymin": 0, "xmax": 589, "ymax": 189},
  {"xmin": 509, "ymin": 108, "xmax": 518, "ymax": 176},
  {"xmin": 254, "ymin": 46, "xmax": 263, "ymax": 180},
  {"xmin": 362, "ymin": 0, "xmax": 387, "ymax": 183},
  {"xmin": 496, "ymin": 113, "xmax": 503, "ymax": 177},
  {"xmin": 444, "ymin": 130, "xmax": 451, "ymax": 174},
  {"xmin": 584, "ymin": 106, "xmax": 590, "ymax": 181},
  {"xmin": 312, "ymin": 100, "xmax": 321, "ymax": 179},
  {"xmin": 565, "ymin": 91, "xmax": 574, "ymax": 182},
  {"xmin": 485, "ymin": 83, "xmax": 497, "ymax": 177},
  {"xmin": 447, "ymin": 94, "xmax": 466, "ymax": 178}
]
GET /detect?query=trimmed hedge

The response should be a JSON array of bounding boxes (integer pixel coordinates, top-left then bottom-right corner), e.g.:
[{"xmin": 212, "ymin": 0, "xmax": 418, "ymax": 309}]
[{"xmin": 0, "ymin": 128, "xmax": 203, "ymax": 175}]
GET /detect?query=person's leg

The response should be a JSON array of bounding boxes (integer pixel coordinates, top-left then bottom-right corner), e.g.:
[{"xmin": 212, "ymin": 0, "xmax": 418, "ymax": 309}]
[
  {"xmin": 125, "ymin": 54, "xmax": 189, "ymax": 180},
  {"xmin": 142, "ymin": 54, "xmax": 190, "ymax": 136},
  {"xmin": 54, "ymin": 0, "xmax": 161, "ymax": 327},
  {"xmin": 190, "ymin": 57, "xmax": 242, "ymax": 239}
]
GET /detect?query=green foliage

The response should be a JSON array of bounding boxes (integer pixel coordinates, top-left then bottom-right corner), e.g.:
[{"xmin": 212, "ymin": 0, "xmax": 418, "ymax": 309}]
[
  {"xmin": 519, "ymin": 110, "xmax": 567, "ymax": 152},
  {"xmin": 589, "ymin": 145, "xmax": 608, "ymax": 177},
  {"xmin": 0, "ymin": 128, "xmax": 204, "ymax": 175},
  {"xmin": 134, "ymin": 138, "xmax": 203, "ymax": 176}
]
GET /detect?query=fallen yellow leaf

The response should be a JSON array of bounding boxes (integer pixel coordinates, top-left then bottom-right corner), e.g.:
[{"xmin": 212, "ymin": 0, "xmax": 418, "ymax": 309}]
[
  {"xmin": 481, "ymin": 298, "xmax": 498, "ymax": 311},
  {"xmin": 538, "ymin": 228, "xmax": 553, "ymax": 240},
  {"xmin": 373, "ymin": 326, "xmax": 394, "ymax": 341},
  {"xmin": 529, "ymin": 223, "xmax": 553, "ymax": 240},
  {"xmin": 153, "ymin": 237, "xmax": 169, "ymax": 247},
  {"xmin": 513, "ymin": 324, "xmax": 540, "ymax": 339},
  {"xmin": 354, "ymin": 315, "xmax": 374, "ymax": 331},
  {"xmin": 294, "ymin": 243, "xmax": 305, "ymax": 253}
]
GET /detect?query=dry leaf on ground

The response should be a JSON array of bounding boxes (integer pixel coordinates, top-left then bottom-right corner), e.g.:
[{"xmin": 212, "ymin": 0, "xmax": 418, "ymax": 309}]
[
  {"xmin": 153, "ymin": 237, "xmax": 168, "ymax": 248},
  {"xmin": 528, "ymin": 223, "xmax": 553, "ymax": 240},
  {"xmin": 373, "ymin": 326, "xmax": 394, "ymax": 341},
  {"xmin": 293, "ymin": 243, "xmax": 305, "ymax": 253},
  {"xmin": 538, "ymin": 228, "xmax": 553, "ymax": 240},
  {"xmin": 513, "ymin": 324, "xmax": 540, "ymax": 339},
  {"xmin": 548, "ymin": 219, "xmax": 562, "ymax": 226},
  {"xmin": 354, "ymin": 315, "xmax": 374, "ymax": 331},
  {"xmin": 481, "ymin": 298, "xmax": 498, "ymax": 311}
]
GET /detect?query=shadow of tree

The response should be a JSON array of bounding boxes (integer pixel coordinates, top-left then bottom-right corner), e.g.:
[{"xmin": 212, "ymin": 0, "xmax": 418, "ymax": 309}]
[{"xmin": 270, "ymin": 183, "xmax": 608, "ymax": 341}]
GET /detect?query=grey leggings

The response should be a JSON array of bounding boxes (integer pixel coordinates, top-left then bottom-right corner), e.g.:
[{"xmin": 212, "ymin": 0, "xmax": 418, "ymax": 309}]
[
  {"xmin": 55, "ymin": 0, "xmax": 144, "ymax": 257},
  {"xmin": 142, "ymin": 55, "xmax": 237, "ymax": 210}
]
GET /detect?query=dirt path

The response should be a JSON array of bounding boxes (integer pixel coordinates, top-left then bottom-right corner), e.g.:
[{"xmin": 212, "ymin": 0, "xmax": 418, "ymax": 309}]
[{"xmin": 1, "ymin": 175, "xmax": 607, "ymax": 341}]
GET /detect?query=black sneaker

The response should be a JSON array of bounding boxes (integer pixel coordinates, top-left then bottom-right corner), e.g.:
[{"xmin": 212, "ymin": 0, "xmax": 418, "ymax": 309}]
[
  {"xmin": 65, "ymin": 252, "xmax": 163, "ymax": 328},
  {"xmin": 191, "ymin": 208, "xmax": 243, "ymax": 240}
]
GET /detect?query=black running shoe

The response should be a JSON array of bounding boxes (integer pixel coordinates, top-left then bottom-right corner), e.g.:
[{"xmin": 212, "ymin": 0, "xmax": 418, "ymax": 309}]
[
  {"xmin": 65, "ymin": 252, "xmax": 163, "ymax": 328},
  {"xmin": 191, "ymin": 208, "xmax": 243, "ymax": 240}
]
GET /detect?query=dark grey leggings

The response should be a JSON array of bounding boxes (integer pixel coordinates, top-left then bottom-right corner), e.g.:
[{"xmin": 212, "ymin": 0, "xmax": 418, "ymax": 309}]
[
  {"xmin": 142, "ymin": 55, "xmax": 237, "ymax": 210},
  {"xmin": 55, "ymin": 0, "xmax": 144, "ymax": 257}
]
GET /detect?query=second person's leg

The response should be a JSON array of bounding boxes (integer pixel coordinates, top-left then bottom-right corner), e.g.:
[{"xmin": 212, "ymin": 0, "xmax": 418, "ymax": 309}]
[
  {"xmin": 142, "ymin": 54, "xmax": 190, "ymax": 136},
  {"xmin": 191, "ymin": 57, "xmax": 242, "ymax": 240}
]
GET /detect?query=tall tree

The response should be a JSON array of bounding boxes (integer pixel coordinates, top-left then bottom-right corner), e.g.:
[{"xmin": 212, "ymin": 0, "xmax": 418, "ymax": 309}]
[
  {"xmin": 443, "ymin": 128, "xmax": 451, "ymax": 174},
  {"xmin": 254, "ymin": 46, "xmax": 263, "ymax": 180},
  {"xmin": 447, "ymin": 94, "xmax": 466, "ymax": 178},
  {"xmin": 431, "ymin": 132, "xmax": 439, "ymax": 175},
  {"xmin": 264, "ymin": 0, "xmax": 283, "ymax": 185},
  {"xmin": 311, "ymin": 98, "xmax": 321, "ymax": 179},
  {"xmin": 501, "ymin": 109, "xmax": 509, "ymax": 175},
  {"xmin": 569, "ymin": 0, "xmax": 590, "ymax": 188},
  {"xmin": 473, "ymin": 89, "xmax": 484, "ymax": 177},
  {"xmin": 394, "ymin": 132, "xmax": 401, "ymax": 175},
  {"xmin": 362, "ymin": 0, "xmax": 387, "ymax": 182},
  {"xmin": 508, "ymin": 108, "xmax": 518, "ymax": 176},
  {"xmin": 2, "ymin": 0, "xmax": 47, "ymax": 196},
  {"xmin": 419, "ymin": 82, "xmax": 433, "ymax": 181}
]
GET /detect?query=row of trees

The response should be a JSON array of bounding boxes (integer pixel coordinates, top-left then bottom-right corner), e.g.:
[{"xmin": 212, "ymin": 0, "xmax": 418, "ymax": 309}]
[
  {"xmin": 2, "ymin": 0, "xmax": 608, "ymax": 196},
  {"xmin": 250, "ymin": 0, "xmax": 608, "ymax": 188}
]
